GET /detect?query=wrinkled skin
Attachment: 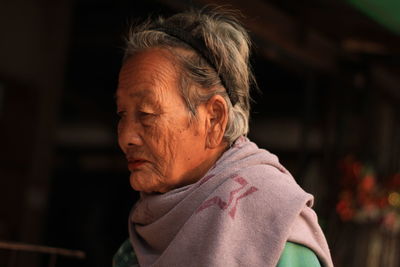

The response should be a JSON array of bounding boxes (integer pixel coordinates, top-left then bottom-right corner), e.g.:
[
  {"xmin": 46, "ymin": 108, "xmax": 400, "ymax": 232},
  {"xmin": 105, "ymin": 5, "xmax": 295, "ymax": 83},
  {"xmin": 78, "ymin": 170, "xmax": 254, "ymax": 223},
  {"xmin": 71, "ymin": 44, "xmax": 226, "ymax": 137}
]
[{"xmin": 116, "ymin": 48, "xmax": 218, "ymax": 193}]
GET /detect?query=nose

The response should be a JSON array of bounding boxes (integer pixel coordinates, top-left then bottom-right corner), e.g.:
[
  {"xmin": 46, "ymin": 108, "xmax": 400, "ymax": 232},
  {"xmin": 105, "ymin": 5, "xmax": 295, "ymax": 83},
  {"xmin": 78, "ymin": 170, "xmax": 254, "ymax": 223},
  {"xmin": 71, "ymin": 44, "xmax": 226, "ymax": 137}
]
[{"xmin": 118, "ymin": 119, "xmax": 143, "ymax": 151}]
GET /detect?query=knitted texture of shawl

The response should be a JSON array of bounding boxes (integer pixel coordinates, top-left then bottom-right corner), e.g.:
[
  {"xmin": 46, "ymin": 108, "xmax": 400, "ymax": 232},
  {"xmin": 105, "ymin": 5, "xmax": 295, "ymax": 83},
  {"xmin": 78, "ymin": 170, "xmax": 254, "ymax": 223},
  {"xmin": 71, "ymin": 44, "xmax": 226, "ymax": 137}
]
[{"xmin": 129, "ymin": 137, "xmax": 333, "ymax": 267}]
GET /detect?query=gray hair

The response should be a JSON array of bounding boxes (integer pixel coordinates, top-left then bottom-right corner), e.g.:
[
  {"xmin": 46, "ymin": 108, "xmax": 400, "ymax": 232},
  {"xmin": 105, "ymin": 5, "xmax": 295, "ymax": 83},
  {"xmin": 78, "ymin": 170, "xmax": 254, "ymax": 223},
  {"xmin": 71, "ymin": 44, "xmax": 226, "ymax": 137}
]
[{"xmin": 123, "ymin": 8, "xmax": 255, "ymax": 144}]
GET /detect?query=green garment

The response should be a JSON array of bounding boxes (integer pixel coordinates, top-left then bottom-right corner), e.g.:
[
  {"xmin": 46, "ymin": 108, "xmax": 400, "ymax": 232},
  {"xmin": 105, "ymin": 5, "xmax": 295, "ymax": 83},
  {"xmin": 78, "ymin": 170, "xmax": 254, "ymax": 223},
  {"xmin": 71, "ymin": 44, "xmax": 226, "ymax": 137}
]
[
  {"xmin": 113, "ymin": 239, "xmax": 321, "ymax": 267},
  {"xmin": 113, "ymin": 239, "xmax": 139, "ymax": 267},
  {"xmin": 277, "ymin": 242, "xmax": 321, "ymax": 267}
]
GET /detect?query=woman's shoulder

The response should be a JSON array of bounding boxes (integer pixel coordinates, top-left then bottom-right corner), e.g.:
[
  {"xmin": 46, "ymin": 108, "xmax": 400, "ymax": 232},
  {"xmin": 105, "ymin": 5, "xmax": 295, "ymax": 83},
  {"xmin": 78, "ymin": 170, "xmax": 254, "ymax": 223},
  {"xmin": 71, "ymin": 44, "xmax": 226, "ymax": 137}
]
[
  {"xmin": 232, "ymin": 159, "xmax": 313, "ymax": 209},
  {"xmin": 277, "ymin": 242, "xmax": 322, "ymax": 267},
  {"xmin": 112, "ymin": 239, "xmax": 322, "ymax": 267}
]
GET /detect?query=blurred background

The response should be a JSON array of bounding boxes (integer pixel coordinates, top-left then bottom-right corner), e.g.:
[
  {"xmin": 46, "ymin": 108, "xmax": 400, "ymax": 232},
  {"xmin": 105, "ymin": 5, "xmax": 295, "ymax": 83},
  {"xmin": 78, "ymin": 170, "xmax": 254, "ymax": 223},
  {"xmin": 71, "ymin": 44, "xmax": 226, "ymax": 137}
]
[{"xmin": 0, "ymin": 0, "xmax": 399, "ymax": 266}]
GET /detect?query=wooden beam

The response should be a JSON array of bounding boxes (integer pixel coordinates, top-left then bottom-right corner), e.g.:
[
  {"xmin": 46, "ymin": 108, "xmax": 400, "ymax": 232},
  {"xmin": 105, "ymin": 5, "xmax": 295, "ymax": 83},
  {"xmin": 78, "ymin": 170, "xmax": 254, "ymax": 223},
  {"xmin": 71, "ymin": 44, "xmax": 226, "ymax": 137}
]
[{"xmin": 0, "ymin": 241, "xmax": 85, "ymax": 259}]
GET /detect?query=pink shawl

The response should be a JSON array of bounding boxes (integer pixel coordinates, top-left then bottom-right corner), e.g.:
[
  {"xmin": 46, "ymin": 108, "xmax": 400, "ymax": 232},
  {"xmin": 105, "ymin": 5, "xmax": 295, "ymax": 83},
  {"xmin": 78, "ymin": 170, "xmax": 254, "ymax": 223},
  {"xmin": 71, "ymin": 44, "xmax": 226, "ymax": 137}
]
[{"xmin": 129, "ymin": 137, "xmax": 333, "ymax": 266}]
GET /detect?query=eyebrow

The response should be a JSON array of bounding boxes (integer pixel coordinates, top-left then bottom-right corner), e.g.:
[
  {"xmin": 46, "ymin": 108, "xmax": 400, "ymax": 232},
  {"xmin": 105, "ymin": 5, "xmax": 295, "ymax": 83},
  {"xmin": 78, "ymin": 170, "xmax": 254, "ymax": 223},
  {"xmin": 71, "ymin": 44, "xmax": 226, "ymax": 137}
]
[
  {"xmin": 114, "ymin": 89, "xmax": 153, "ymax": 101},
  {"xmin": 115, "ymin": 90, "xmax": 163, "ymax": 112}
]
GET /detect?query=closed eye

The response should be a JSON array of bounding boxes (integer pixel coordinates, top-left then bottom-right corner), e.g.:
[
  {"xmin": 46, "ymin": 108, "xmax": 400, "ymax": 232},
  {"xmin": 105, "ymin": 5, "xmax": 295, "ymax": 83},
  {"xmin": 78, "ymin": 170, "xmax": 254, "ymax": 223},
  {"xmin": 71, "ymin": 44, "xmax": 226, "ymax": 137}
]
[
  {"xmin": 139, "ymin": 111, "xmax": 155, "ymax": 117},
  {"xmin": 116, "ymin": 111, "xmax": 126, "ymax": 118}
]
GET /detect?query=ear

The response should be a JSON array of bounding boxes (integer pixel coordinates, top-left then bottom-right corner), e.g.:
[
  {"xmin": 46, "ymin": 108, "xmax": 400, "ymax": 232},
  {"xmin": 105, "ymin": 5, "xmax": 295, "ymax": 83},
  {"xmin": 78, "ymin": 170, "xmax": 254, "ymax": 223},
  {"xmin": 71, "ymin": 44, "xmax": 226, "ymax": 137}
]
[{"xmin": 205, "ymin": 94, "xmax": 228, "ymax": 149}]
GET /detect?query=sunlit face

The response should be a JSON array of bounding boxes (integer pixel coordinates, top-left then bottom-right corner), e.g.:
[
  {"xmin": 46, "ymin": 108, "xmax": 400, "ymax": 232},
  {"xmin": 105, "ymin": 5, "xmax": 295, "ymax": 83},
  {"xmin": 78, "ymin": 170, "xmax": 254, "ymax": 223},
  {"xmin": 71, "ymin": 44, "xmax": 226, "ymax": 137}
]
[{"xmin": 116, "ymin": 49, "xmax": 211, "ymax": 193}]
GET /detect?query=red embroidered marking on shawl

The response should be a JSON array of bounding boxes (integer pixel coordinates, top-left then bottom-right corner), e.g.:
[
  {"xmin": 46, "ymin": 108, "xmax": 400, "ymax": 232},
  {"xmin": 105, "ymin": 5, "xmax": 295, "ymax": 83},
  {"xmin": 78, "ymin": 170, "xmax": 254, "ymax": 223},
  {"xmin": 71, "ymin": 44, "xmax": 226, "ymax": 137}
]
[
  {"xmin": 228, "ymin": 186, "xmax": 258, "ymax": 218},
  {"xmin": 195, "ymin": 175, "xmax": 258, "ymax": 219},
  {"xmin": 225, "ymin": 176, "xmax": 248, "ymax": 207},
  {"xmin": 196, "ymin": 196, "xmax": 226, "ymax": 211},
  {"xmin": 199, "ymin": 174, "xmax": 215, "ymax": 185},
  {"xmin": 196, "ymin": 175, "xmax": 247, "ymax": 212}
]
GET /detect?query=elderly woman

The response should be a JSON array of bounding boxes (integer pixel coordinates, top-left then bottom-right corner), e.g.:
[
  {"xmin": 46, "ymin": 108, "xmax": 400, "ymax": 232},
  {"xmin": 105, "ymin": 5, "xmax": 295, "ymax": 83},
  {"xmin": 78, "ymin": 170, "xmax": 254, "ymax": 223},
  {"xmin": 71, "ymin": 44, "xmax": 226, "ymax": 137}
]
[{"xmin": 113, "ymin": 8, "xmax": 333, "ymax": 267}]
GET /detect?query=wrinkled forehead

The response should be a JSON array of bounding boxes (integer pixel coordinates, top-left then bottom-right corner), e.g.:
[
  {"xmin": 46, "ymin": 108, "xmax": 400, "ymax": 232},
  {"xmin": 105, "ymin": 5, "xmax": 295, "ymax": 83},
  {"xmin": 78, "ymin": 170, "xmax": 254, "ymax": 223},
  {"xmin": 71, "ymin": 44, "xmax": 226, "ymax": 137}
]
[{"xmin": 115, "ymin": 49, "xmax": 181, "ymax": 103}]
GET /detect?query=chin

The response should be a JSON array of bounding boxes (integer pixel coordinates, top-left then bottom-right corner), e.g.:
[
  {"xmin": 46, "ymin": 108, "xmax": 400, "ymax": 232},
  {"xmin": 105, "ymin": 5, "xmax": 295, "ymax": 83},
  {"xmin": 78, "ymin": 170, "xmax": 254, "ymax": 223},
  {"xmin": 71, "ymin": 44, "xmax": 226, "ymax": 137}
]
[
  {"xmin": 129, "ymin": 174, "xmax": 144, "ymax": 191},
  {"xmin": 129, "ymin": 175, "xmax": 158, "ymax": 193}
]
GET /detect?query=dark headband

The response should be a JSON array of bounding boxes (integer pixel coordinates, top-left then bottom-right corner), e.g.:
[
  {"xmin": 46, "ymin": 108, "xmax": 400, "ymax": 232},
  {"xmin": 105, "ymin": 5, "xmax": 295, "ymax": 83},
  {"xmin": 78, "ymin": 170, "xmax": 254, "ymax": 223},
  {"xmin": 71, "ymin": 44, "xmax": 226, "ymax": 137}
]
[{"xmin": 153, "ymin": 26, "xmax": 238, "ymax": 105}]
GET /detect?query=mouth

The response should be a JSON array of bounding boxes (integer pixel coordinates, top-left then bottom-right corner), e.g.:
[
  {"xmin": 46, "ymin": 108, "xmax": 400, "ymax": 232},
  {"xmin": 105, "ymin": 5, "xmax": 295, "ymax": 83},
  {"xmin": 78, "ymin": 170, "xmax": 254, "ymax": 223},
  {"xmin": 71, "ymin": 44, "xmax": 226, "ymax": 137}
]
[{"xmin": 127, "ymin": 159, "xmax": 148, "ymax": 171}]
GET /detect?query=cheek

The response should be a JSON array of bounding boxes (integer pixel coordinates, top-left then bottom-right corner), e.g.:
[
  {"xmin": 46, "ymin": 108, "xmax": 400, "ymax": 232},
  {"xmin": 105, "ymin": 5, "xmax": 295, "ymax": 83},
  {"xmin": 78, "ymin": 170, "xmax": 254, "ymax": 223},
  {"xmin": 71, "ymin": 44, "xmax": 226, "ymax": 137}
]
[
  {"xmin": 147, "ymin": 119, "xmax": 182, "ymax": 172},
  {"xmin": 117, "ymin": 120, "xmax": 125, "ymax": 151},
  {"xmin": 162, "ymin": 127, "xmax": 180, "ymax": 162},
  {"xmin": 163, "ymin": 118, "xmax": 183, "ymax": 157},
  {"xmin": 117, "ymin": 120, "xmax": 123, "ymax": 136},
  {"xmin": 143, "ymin": 121, "xmax": 174, "ymax": 165}
]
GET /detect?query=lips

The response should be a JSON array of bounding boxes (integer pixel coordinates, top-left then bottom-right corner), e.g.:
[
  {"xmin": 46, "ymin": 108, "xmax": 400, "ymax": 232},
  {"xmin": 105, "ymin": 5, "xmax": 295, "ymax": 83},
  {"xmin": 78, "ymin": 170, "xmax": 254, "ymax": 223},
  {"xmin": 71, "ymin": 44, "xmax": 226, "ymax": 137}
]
[{"xmin": 127, "ymin": 159, "xmax": 148, "ymax": 171}]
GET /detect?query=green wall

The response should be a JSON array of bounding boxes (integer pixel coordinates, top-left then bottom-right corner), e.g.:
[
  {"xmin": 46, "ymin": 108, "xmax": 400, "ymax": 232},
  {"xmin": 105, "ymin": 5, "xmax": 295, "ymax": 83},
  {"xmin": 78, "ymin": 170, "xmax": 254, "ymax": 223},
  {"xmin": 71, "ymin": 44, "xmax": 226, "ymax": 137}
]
[{"xmin": 348, "ymin": 0, "xmax": 400, "ymax": 35}]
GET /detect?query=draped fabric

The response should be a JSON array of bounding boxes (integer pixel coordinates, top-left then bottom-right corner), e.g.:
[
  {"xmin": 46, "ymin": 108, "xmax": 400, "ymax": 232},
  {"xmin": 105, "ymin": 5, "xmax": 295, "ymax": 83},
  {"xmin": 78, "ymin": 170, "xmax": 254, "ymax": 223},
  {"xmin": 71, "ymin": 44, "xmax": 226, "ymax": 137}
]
[
  {"xmin": 112, "ymin": 239, "xmax": 323, "ymax": 267},
  {"xmin": 129, "ymin": 137, "xmax": 333, "ymax": 267}
]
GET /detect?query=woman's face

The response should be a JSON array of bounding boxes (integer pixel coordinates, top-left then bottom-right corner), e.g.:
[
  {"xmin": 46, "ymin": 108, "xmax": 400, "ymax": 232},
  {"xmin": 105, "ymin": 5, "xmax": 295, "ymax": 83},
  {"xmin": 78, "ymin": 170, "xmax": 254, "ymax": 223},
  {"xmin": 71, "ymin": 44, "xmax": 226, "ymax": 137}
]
[{"xmin": 116, "ymin": 49, "xmax": 211, "ymax": 193}]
